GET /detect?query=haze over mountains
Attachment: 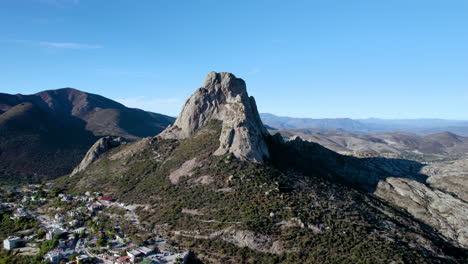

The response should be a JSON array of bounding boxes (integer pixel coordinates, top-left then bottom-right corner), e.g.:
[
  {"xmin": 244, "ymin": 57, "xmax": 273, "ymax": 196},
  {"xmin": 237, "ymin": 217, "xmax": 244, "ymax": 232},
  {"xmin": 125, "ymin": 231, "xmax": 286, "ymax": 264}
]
[
  {"xmin": 261, "ymin": 113, "xmax": 468, "ymax": 136},
  {"xmin": 0, "ymin": 88, "xmax": 174, "ymax": 182}
]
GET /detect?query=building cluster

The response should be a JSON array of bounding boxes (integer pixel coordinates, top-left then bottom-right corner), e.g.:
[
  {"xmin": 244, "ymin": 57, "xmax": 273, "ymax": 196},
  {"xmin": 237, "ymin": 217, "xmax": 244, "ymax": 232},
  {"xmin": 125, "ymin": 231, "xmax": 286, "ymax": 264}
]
[{"xmin": 1, "ymin": 186, "xmax": 189, "ymax": 264}]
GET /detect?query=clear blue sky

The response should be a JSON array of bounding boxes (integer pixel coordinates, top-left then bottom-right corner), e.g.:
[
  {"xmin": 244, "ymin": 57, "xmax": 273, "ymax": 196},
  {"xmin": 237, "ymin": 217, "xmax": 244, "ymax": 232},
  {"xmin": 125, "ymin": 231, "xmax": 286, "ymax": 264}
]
[{"xmin": 1, "ymin": 0, "xmax": 467, "ymax": 119}]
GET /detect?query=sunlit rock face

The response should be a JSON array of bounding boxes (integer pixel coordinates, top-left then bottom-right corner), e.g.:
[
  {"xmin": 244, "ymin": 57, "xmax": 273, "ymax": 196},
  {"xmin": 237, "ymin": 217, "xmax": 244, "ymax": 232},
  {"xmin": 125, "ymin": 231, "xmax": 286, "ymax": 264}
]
[{"xmin": 159, "ymin": 71, "xmax": 269, "ymax": 162}]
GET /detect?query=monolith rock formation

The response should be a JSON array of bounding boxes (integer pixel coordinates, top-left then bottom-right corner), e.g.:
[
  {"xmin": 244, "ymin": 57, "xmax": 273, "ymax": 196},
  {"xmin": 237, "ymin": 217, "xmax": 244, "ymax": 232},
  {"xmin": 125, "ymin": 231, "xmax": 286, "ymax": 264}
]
[
  {"xmin": 159, "ymin": 71, "xmax": 269, "ymax": 162},
  {"xmin": 71, "ymin": 136, "xmax": 125, "ymax": 175}
]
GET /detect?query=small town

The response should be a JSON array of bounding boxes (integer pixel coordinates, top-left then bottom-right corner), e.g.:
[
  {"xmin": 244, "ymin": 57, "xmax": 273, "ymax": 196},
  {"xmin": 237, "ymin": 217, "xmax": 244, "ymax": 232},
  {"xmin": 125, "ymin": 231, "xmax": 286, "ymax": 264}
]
[{"xmin": 0, "ymin": 184, "xmax": 189, "ymax": 264}]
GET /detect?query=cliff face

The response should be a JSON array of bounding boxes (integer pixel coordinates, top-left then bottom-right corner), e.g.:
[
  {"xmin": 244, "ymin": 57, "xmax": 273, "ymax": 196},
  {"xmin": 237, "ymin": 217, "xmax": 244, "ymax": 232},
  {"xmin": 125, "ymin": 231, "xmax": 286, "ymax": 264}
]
[
  {"xmin": 71, "ymin": 136, "xmax": 125, "ymax": 175},
  {"xmin": 159, "ymin": 71, "xmax": 269, "ymax": 162}
]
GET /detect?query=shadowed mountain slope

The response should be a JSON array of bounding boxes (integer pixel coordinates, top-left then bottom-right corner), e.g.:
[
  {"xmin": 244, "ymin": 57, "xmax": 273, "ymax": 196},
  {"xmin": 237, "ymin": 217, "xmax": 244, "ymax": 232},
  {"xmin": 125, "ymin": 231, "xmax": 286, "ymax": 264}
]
[{"xmin": 0, "ymin": 88, "xmax": 174, "ymax": 183}]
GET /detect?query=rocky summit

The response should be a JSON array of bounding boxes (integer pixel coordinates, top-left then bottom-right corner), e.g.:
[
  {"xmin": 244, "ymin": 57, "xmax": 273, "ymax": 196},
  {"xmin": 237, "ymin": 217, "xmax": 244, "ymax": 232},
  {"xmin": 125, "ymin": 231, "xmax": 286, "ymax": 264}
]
[{"xmin": 160, "ymin": 71, "xmax": 269, "ymax": 162}]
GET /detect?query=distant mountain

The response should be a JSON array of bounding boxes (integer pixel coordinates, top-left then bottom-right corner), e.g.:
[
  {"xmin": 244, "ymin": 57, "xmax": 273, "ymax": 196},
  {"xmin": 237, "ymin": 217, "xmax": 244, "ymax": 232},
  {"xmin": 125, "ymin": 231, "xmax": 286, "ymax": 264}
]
[
  {"xmin": 359, "ymin": 118, "xmax": 468, "ymax": 128},
  {"xmin": 271, "ymin": 129, "xmax": 468, "ymax": 161},
  {"xmin": 260, "ymin": 113, "xmax": 468, "ymax": 136},
  {"xmin": 0, "ymin": 88, "xmax": 175, "ymax": 183},
  {"xmin": 260, "ymin": 113, "xmax": 370, "ymax": 131}
]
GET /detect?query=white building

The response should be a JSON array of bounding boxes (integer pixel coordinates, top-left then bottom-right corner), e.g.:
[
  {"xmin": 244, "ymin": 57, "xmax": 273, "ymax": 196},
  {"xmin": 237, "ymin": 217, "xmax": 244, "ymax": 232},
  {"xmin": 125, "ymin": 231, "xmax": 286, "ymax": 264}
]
[
  {"xmin": 3, "ymin": 236, "xmax": 22, "ymax": 249},
  {"xmin": 127, "ymin": 249, "xmax": 142, "ymax": 261},
  {"xmin": 73, "ymin": 227, "xmax": 86, "ymax": 234},
  {"xmin": 136, "ymin": 246, "xmax": 153, "ymax": 255},
  {"xmin": 76, "ymin": 254, "xmax": 89, "ymax": 263},
  {"xmin": 46, "ymin": 228, "xmax": 64, "ymax": 240},
  {"xmin": 45, "ymin": 251, "xmax": 62, "ymax": 264},
  {"xmin": 45, "ymin": 249, "xmax": 74, "ymax": 264},
  {"xmin": 55, "ymin": 213, "xmax": 65, "ymax": 222}
]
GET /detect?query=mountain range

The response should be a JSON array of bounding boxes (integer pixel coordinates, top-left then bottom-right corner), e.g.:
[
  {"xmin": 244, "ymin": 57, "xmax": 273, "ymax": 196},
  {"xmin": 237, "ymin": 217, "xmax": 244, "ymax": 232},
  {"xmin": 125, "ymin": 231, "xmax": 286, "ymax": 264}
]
[
  {"xmin": 2, "ymin": 87, "xmax": 466, "ymax": 185},
  {"xmin": 260, "ymin": 113, "xmax": 468, "ymax": 136},
  {"xmin": 0, "ymin": 88, "xmax": 174, "ymax": 183}
]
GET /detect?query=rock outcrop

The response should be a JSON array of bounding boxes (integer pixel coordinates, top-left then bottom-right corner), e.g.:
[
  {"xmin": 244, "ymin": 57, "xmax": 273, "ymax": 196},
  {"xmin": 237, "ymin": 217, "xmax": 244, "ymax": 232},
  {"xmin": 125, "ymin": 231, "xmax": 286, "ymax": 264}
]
[
  {"xmin": 174, "ymin": 226, "xmax": 287, "ymax": 254},
  {"xmin": 159, "ymin": 71, "xmax": 269, "ymax": 162},
  {"xmin": 71, "ymin": 136, "xmax": 124, "ymax": 175},
  {"xmin": 375, "ymin": 177, "xmax": 468, "ymax": 248}
]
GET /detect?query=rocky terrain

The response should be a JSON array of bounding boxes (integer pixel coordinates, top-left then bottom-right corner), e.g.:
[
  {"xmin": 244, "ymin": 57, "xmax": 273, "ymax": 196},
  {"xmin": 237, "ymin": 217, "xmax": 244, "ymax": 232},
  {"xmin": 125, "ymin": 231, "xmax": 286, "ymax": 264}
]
[
  {"xmin": 274, "ymin": 128, "xmax": 468, "ymax": 249},
  {"xmin": 272, "ymin": 129, "xmax": 468, "ymax": 161},
  {"xmin": 0, "ymin": 88, "xmax": 174, "ymax": 183},
  {"xmin": 56, "ymin": 72, "xmax": 468, "ymax": 263}
]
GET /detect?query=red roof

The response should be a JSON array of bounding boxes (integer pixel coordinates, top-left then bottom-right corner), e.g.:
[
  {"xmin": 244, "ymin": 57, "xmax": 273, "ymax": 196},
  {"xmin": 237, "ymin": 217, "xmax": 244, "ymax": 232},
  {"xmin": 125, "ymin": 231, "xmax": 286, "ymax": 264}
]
[
  {"xmin": 117, "ymin": 256, "xmax": 130, "ymax": 261},
  {"xmin": 101, "ymin": 196, "xmax": 114, "ymax": 201}
]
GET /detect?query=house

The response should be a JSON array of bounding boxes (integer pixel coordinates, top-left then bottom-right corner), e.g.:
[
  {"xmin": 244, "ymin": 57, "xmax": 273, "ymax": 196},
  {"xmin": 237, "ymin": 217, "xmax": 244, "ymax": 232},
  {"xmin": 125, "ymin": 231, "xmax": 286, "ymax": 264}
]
[
  {"xmin": 88, "ymin": 203, "xmax": 103, "ymax": 212},
  {"xmin": 115, "ymin": 233, "xmax": 125, "ymax": 243},
  {"xmin": 24, "ymin": 234, "xmax": 37, "ymax": 241},
  {"xmin": 45, "ymin": 249, "xmax": 74, "ymax": 264},
  {"xmin": 102, "ymin": 254, "xmax": 116, "ymax": 262},
  {"xmin": 100, "ymin": 196, "xmax": 115, "ymax": 204},
  {"xmin": 3, "ymin": 236, "xmax": 22, "ymax": 249},
  {"xmin": 45, "ymin": 250, "xmax": 62, "ymax": 264},
  {"xmin": 73, "ymin": 227, "xmax": 86, "ymax": 234},
  {"xmin": 55, "ymin": 213, "xmax": 65, "ymax": 222},
  {"xmin": 46, "ymin": 229, "xmax": 64, "ymax": 240},
  {"xmin": 76, "ymin": 254, "xmax": 89, "ymax": 264},
  {"xmin": 115, "ymin": 256, "xmax": 131, "ymax": 264},
  {"xmin": 44, "ymin": 249, "xmax": 75, "ymax": 264},
  {"xmin": 127, "ymin": 249, "xmax": 142, "ymax": 261},
  {"xmin": 67, "ymin": 211, "xmax": 77, "ymax": 217},
  {"xmin": 136, "ymin": 246, "xmax": 153, "ymax": 255},
  {"xmin": 68, "ymin": 219, "xmax": 80, "ymax": 227}
]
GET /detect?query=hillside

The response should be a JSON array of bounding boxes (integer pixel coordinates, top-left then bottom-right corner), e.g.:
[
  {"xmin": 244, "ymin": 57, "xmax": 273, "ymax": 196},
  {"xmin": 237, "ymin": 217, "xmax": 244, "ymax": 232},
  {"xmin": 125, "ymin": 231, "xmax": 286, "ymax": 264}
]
[
  {"xmin": 0, "ymin": 88, "xmax": 174, "ymax": 183},
  {"xmin": 57, "ymin": 72, "xmax": 468, "ymax": 263}
]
